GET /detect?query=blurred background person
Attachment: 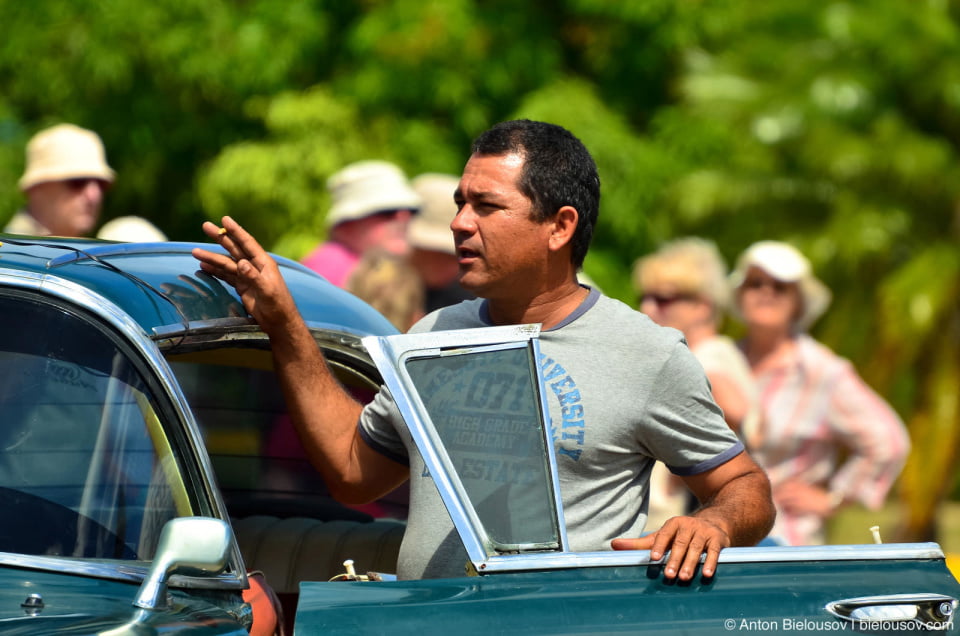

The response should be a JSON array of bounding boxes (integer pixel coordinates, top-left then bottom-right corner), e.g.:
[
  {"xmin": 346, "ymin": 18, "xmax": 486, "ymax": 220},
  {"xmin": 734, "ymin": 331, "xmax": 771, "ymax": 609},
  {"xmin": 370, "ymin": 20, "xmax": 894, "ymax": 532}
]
[
  {"xmin": 301, "ymin": 160, "xmax": 421, "ymax": 288},
  {"xmin": 409, "ymin": 173, "xmax": 475, "ymax": 312},
  {"xmin": 97, "ymin": 215, "xmax": 168, "ymax": 242},
  {"xmin": 6, "ymin": 123, "xmax": 115, "ymax": 237},
  {"xmin": 635, "ymin": 237, "xmax": 759, "ymax": 440},
  {"xmin": 633, "ymin": 237, "xmax": 760, "ymax": 527},
  {"xmin": 730, "ymin": 240, "xmax": 910, "ymax": 545},
  {"xmin": 345, "ymin": 248, "xmax": 425, "ymax": 332}
]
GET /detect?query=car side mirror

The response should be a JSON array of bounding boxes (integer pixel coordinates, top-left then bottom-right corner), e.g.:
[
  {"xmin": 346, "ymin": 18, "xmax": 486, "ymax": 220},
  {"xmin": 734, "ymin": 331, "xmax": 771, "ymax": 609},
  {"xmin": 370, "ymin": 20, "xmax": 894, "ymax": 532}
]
[{"xmin": 134, "ymin": 517, "xmax": 232, "ymax": 610}]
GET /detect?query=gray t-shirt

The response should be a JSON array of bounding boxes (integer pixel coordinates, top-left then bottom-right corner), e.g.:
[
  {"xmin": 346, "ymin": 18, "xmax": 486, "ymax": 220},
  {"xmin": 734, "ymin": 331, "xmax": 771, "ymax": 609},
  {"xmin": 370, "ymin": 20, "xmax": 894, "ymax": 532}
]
[{"xmin": 359, "ymin": 288, "xmax": 743, "ymax": 579}]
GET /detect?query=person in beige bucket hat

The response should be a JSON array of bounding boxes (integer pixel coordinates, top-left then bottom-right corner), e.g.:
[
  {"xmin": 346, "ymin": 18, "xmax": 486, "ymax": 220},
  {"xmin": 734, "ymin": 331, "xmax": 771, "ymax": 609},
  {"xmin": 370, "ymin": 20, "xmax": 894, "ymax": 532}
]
[
  {"xmin": 408, "ymin": 173, "xmax": 475, "ymax": 312},
  {"xmin": 301, "ymin": 160, "xmax": 421, "ymax": 288},
  {"xmin": 730, "ymin": 240, "xmax": 909, "ymax": 546},
  {"xmin": 5, "ymin": 124, "xmax": 115, "ymax": 237}
]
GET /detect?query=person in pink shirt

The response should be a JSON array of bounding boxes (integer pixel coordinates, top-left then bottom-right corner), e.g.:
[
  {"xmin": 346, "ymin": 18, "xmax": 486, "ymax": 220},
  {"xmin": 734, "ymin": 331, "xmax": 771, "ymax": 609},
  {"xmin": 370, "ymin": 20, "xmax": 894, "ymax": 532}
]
[
  {"xmin": 731, "ymin": 240, "xmax": 910, "ymax": 545},
  {"xmin": 301, "ymin": 160, "xmax": 421, "ymax": 287}
]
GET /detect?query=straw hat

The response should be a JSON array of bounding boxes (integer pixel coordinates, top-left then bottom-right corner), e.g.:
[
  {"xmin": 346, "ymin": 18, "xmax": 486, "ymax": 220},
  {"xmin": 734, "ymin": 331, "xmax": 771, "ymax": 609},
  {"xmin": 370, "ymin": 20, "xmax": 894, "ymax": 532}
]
[
  {"xmin": 325, "ymin": 160, "xmax": 421, "ymax": 228},
  {"xmin": 19, "ymin": 124, "xmax": 115, "ymax": 191},
  {"xmin": 408, "ymin": 173, "xmax": 459, "ymax": 255},
  {"xmin": 729, "ymin": 240, "xmax": 832, "ymax": 331}
]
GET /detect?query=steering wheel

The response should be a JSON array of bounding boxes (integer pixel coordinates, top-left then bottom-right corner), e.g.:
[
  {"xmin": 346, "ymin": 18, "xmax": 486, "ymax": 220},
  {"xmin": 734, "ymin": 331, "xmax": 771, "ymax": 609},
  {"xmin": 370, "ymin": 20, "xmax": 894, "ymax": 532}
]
[{"xmin": 0, "ymin": 486, "xmax": 137, "ymax": 559}]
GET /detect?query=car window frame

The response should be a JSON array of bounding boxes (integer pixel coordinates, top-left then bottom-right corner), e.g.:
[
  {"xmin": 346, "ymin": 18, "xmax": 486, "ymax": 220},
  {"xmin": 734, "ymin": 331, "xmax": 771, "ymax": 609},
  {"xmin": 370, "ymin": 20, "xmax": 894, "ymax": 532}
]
[
  {"xmin": 363, "ymin": 324, "xmax": 571, "ymax": 571},
  {"xmin": 0, "ymin": 270, "xmax": 246, "ymax": 590}
]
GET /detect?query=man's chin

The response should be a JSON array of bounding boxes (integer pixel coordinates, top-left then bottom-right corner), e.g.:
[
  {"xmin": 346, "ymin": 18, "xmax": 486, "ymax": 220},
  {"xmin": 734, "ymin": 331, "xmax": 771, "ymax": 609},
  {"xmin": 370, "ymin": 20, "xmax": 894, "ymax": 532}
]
[{"xmin": 457, "ymin": 273, "xmax": 488, "ymax": 298}]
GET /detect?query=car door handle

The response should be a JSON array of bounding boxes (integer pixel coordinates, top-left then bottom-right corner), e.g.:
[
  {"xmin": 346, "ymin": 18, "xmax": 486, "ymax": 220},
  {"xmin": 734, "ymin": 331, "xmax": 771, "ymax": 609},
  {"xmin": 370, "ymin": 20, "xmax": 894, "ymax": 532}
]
[{"xmin": 826, "ymin": 593, "xmax": 957, "ymax": 629}]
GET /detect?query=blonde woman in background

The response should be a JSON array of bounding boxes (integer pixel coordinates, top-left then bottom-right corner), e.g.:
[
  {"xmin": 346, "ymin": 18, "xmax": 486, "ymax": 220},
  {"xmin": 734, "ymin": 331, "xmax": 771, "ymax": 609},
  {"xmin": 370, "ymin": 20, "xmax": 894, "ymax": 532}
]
[
  {"xmin": 730, "ymin": 241, "xmax": 910, "ymax": 545},
  {"xmin": 633, "ymin": 238, "xmax": 760, "ymax": 527},
  {"xmin": 346, "ymin": 249, "xmax": 425, "ymax": 332}
]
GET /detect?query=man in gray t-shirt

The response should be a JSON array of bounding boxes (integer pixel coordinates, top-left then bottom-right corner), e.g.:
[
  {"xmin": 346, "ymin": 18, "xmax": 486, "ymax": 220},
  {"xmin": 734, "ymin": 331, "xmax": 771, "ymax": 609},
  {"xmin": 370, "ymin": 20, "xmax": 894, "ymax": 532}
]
[
  {"xmin": 361, "ymin": 291, "xmax": 746, "ymax": 579},
  {"xmin": 194, "ymin": 119, "xmax": 775, "ymax": 583}
]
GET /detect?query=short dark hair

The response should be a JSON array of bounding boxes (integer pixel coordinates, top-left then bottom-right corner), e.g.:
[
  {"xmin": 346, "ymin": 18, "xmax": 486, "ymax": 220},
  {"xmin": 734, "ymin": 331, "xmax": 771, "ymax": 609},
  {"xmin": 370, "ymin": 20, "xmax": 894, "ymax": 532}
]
[{"xmin": 470, "ymin": 119, "xmax": 600, "ymax": 268}]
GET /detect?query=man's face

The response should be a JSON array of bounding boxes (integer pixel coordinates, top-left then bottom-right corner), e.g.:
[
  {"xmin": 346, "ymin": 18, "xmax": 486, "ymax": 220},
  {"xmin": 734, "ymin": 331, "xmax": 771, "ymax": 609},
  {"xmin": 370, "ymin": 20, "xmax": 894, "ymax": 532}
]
[
  {"xmin": 452, "ymin": 153, "xmax": 553, "ymax": 299},
  {"xmin": 26, "ymin": 178, "xmax": 107, "ymax": 237}
]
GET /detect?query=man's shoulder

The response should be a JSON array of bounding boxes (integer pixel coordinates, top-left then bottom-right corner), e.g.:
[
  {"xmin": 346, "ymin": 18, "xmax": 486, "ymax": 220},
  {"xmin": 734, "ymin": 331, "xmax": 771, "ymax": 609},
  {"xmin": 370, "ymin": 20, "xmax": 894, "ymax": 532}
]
[
  {"xmin": 3, "ymin": 210, "xmax": 49, "ymax": 236},
  {"xmin": 586, "ymin": 293, "xmax": 685, "ymax": 342},
  {"xmin": 410, "ymin": 298, "xmax": 486, "ymax": 333}
]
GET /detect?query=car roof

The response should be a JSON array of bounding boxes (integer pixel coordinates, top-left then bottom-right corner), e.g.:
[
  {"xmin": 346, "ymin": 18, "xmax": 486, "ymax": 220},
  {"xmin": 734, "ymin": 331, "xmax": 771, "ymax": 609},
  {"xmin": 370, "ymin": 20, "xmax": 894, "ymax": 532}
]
[{"xmin": 0, "ymin": 235, "xmax": 398, "ymax": 338}]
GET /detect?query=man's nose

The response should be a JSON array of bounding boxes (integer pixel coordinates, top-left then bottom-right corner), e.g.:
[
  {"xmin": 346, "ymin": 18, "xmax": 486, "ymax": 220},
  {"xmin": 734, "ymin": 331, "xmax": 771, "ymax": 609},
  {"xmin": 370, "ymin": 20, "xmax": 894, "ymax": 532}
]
[
  {"xmin": 450, "ymin": 206, "xmax": 475, "ymax": 233},
  {"xmin": 79, "ymin": 180, "xmax": 105, "ymax": 204}
]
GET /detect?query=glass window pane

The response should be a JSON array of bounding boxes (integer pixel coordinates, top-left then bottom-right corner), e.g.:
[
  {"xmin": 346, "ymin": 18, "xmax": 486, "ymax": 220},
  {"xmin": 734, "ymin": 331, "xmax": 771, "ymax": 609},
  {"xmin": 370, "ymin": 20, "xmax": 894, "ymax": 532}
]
[
  {"xmin": 0, "ymin": 294, "xmax": 181, "ymax": 560},
  {"xmin": 405, "ymin": 346, "xmax": 558, "ymax": 548},
  {"xmin": 171, "ymin": 355, "xmax": 402, "ymax": 521}
]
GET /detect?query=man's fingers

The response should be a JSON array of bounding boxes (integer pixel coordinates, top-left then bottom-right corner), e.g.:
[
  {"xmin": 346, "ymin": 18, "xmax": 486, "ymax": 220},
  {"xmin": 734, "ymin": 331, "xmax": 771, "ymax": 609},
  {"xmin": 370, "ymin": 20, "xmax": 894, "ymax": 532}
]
[
  {"xmin": 613, "ymin": 517, "xmax": 730, "ymax": 581},
  {"xmin": 611, "ymin": 537, "xmax": 652, "ymax": 551},
  {"xmin": 660, "ymin": 524, "xmax": 693, "ymax": 579},
  {"xmin": 218, "ymin": 215, "xmax": 272, "ymax": 269},
  {"xmin": 701, "ymin": 541, "xmax": 722, "ymax": 578},
  {"xmin": 672, "ymin": 534, "xmax": 707, "ymax": 581},
  {"xmin": 200, "ymin": 220, "xmax": 223, "ymax": 241},
  {"xmin": 193, "ymin": 248, "xmax": 238, "ymax": 284}
]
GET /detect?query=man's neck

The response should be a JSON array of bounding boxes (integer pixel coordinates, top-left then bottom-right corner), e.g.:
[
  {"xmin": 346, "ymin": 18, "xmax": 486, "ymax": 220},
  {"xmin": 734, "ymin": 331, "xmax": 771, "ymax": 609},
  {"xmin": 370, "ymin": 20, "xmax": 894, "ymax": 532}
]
[{"xmin": 486, "ymin": 280, "xmax": 588, "ymax": 330}]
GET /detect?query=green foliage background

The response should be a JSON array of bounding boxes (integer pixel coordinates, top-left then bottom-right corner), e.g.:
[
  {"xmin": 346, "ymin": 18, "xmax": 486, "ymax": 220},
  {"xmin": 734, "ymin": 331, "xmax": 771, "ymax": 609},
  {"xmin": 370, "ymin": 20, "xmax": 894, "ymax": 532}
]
[{"xmin": 1, "ymin": 0, "xmax": 958, "ymax": 543}]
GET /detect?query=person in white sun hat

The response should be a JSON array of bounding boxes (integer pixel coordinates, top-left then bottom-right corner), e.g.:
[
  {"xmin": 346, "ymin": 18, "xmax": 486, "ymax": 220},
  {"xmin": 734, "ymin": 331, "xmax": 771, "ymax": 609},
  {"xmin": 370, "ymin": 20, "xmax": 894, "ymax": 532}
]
[
  {"xmin": 731, "ymin": 240, "xmax": 910, "ymax": 546},
  {"xmin": 6, "ymin": 124, "xmax": 115, "ymax": 237},
  {"xmin": 301, "ymin": 160, "xmax": 422, "ymax": 288}
]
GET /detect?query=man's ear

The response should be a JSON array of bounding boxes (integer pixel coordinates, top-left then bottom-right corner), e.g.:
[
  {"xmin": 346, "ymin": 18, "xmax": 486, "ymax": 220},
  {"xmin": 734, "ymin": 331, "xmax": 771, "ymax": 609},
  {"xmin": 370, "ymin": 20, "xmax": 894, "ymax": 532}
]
[{"xmin": 548, "ymin": 205, "xmax": 579, "ymax": 253}]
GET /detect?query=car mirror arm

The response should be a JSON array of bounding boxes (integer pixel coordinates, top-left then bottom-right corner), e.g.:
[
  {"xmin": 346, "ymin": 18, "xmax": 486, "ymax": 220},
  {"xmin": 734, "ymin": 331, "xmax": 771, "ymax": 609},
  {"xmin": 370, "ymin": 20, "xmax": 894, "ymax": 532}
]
[{"xmin": 134, "ymin": 517, "xmax": 232, "ymax": 610}]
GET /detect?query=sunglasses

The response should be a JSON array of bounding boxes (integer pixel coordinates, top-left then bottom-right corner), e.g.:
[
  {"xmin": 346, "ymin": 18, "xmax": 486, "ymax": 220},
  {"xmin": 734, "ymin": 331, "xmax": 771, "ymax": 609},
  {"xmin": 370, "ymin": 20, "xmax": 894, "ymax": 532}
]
[
  {"xmin": 64, "ymin": 178, "xmax": 107, "ymax": 192},
  {"xmin": 639, "ymin": 292, "xmax": 698, "ymax": 308},
  {"xmin": 742, "ymin": 277, "xmax": 793, "ymax": 294}
]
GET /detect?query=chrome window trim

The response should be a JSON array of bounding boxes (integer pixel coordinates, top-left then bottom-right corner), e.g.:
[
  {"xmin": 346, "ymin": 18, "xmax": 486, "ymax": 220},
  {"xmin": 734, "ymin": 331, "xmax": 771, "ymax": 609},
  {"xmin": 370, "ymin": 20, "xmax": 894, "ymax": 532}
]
[
  {"xmin": 46, "ymin": 241, "xmax": 319, "ymax": 278},
  {"xmin": 0, "ymin": 269, "xmax": 246, "ymax": 585},
  {"xmin": 363, "ymin": 324, "xmax": 569, "ymax": 567},
  {"xmin": 0, "ymin": 552, "xmax": 246, "ymax": 591},
  {"xmin": 469, "ymin": 542, "xmax": 948, "ymax": 574},
  {"xmin": 153, "ymin": 318, "xmax": 374, "ymax": 348}
]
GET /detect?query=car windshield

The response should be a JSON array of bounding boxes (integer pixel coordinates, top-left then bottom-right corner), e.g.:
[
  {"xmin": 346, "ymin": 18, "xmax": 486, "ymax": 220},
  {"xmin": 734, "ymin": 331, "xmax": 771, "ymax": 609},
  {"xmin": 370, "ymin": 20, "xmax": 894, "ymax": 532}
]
[{"xmin": 0, "ymin": 292, "xmax": 187, "ymax": 561}]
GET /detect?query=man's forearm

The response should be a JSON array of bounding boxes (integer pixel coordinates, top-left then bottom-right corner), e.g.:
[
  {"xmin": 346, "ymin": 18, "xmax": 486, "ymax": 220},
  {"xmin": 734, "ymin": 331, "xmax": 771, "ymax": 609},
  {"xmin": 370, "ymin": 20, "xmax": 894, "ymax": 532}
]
[
  {"xmin": 267, "ymin": 313, "xmax": 368, "ymax": 496},
  {"xmin": 693, "ymin": 467, "xmax": 775, "ymax": 547}
]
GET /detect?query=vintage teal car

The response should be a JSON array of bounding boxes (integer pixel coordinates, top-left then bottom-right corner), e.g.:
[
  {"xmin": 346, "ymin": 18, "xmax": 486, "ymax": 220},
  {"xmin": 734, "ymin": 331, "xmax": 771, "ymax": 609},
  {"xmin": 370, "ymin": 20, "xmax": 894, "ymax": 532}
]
[{"xmin": 0, "ymin": 234, "xmax": 958, "ymax": 635}]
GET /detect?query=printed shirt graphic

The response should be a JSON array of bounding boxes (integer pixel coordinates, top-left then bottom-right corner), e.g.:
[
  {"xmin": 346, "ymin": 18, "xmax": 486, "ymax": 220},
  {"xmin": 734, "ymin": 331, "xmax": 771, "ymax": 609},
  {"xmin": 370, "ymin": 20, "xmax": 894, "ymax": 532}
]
[{"xmin": 541, "ymin": 352, "xmax": 586, "ymax": 462}]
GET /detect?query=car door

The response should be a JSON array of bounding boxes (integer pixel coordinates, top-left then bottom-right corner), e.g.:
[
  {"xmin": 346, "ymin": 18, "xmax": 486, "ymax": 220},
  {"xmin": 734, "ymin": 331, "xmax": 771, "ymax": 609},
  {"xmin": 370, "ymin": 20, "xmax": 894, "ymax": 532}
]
[{"xmin": 293, "ymin": 324, "xmax": 960, "ymax": 634}]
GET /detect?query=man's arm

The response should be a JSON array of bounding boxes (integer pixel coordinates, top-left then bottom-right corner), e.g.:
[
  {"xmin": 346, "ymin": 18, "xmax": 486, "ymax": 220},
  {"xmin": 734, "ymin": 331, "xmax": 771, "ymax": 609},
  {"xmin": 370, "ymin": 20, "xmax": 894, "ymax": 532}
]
[
  {"xmin": 612, "ymin": 451, "xmax": 774, "ymax": 581},
  {"xmin": 192, "ymin": 216, "xmax": 408, "ymax": 503}
]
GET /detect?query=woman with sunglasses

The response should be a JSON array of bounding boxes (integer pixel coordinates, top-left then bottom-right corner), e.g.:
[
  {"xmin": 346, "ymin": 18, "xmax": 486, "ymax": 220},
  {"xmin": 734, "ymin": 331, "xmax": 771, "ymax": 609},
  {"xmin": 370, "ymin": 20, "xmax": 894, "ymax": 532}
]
[{"xmin": 731, "ymin": 240, "xmax": 910, "ymax": 546}]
